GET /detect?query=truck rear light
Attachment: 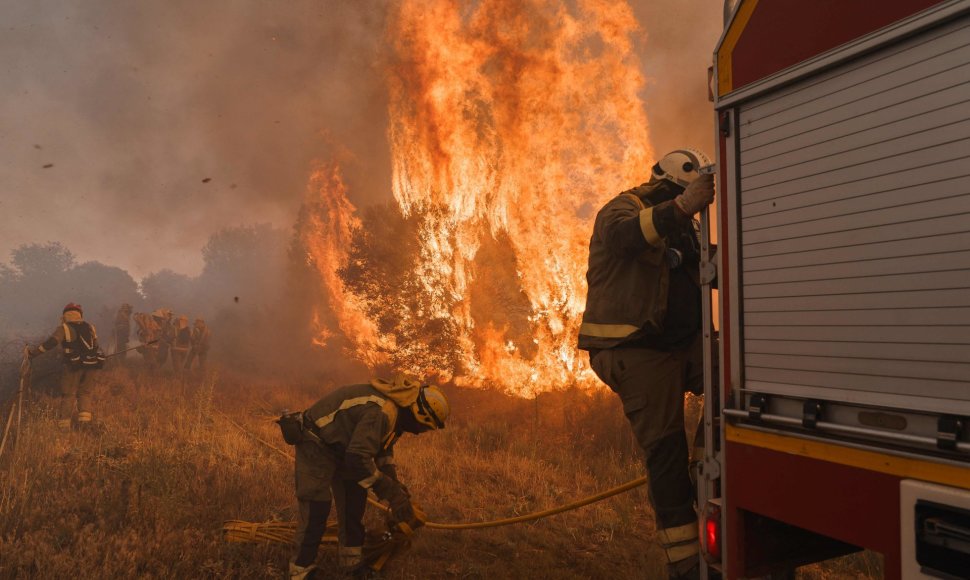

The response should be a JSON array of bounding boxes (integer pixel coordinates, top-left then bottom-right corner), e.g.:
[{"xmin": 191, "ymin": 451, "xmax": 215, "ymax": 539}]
[{"xmin": 701, "ymin": 500, "xmax": 722, "ymax": 562}]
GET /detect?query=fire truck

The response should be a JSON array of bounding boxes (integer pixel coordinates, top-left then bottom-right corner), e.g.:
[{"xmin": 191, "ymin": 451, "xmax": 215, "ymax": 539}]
[{"xmin": 698, "ymin": 1, "xmax": 970, "ymax": 578}]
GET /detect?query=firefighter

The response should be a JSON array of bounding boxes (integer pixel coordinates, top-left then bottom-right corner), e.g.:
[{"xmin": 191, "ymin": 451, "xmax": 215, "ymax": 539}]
[
  {"xmin": 152, "ymin": 308, "xmax": 174, "ymax": 367},
  {"xmin": 113, "ymin": 303, "xmax": 132, "ymax": 357},
  {"xmin": 28, "ymin": 303, "xmax": 105, "ymax": 432},
  {"xmin": 185, "ymin": 317, "xmax": 210, "ymax": 373},
  {"xmin": 578, "ymin": 149, "xmax": 715, "ymax": 580},
  {"xmin": 171, "ymin": 315, "xmax": 191, "ymax": 375},
  {"xmin": 286, "ymin": 375, "xmax": 450, "ymax": 580},
  {"xmin": 133, "ymin": 311, "xmax": 160, "ymax": 369}
]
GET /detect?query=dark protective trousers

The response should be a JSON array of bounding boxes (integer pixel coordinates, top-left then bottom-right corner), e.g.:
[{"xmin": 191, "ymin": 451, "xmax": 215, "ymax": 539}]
[
  {"xmin": 59, "ymin": 367, "xmax": 96, "ymax": 420},
  {"xmin": 294, "ymin": 439, "xmax": 368, "ymax": 568},
  {"xmin": 185, "ymin": 349, "xmax": 208, "ymax": 373},
  {"xmin": 589, "ymin": 333, "xmax": 703, "ymax": 552}
]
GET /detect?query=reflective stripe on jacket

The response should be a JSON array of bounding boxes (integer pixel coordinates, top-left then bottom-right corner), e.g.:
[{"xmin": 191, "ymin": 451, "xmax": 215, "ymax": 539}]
[{"xmin": 304, "ymin": 384, "xmax": 398, "ymax": 483}]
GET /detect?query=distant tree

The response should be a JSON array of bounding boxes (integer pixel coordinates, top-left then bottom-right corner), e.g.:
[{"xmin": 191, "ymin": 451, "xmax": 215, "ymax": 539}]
[
  {"xmin": 67, "ymin": 261, "xmax": 141, "ymax": 332},
  {"xmin": 199, "ymin": 223, "xmax": 288, "ymax": 310},
  {"xmin": 0, "ymin": 242, "xmax": 77, "ymax": 336},
  {"xmin": 10, "ymin": 242, "xmax": 75, "ymax": 278},
  {"xmin": 140, "ymin": 269, "xmax": 196, "ymax": 313},
  {"xmin": 0, "ymin": 242, "xmax": 140, "ymax": 341}
]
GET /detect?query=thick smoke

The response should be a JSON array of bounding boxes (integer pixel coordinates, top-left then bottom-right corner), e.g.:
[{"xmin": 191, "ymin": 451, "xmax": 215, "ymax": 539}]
[
  {"xmin": 632, "ymin": 0, "xmax": 725, "ymax": 159},
  {"xmin": 0, "ymin": 0, "xmax": 391, "ymax": 278},
  {"xmin": 1, "ymin": 0, "xmax": 726, "ymax": 382}
]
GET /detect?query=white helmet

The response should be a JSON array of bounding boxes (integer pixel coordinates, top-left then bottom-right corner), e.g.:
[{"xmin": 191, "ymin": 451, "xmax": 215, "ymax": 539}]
[
  {"xmin": 650, "ymin": 148, "xmax": 713, "ymax": 188},
  {"xmin": 411, "ymin": 385, "xmax": 450, "ymax": 430}
]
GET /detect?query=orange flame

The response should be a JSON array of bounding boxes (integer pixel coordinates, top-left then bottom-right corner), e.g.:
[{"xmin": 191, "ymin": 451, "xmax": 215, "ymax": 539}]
[
  {"xmin": 303, "ymin": 1, "xmax": 652, "ymax": 396},
  {"xmin": 299, "ymin": 163, "xmax": 390, "ymax": 367}
]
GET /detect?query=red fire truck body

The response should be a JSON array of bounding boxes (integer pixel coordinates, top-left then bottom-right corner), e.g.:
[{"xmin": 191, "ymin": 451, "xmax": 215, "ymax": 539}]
[{"xmin": 702, "ymin": 1, "xmax": 970, "ymax": 578}]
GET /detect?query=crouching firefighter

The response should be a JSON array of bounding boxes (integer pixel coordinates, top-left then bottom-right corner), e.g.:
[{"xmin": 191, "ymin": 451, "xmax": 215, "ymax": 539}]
[
  {"xmin": 28, "ymin": 302, "xmax": 106, "ymax": 432},
  {"xmin": 278, "ymin": 375, "xmax": 450, "ymax": 579}
]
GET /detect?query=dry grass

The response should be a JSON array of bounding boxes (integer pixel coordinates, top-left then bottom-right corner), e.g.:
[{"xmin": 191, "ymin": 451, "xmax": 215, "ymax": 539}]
[{"xmin": 0, "ymin": 366, "xmax": 878, "ymax": 579}]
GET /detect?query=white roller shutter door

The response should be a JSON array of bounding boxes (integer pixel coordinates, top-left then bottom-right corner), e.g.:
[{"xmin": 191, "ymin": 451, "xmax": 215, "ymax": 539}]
[{"xmin": 737, "ymin": 15, "xmax": 970, "ymax": 414}]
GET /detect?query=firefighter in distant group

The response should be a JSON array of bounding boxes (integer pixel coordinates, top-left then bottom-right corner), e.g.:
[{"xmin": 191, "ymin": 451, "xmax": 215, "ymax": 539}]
[
  {"xmin": 171, "ymin": 315, "xmax": 191, "ymax": 375},
  {"xmin": 185, "ymin": 317, "xmax": 210, "ymax": 373},
  {"xmin": 578, "ymin": 149, "xmax": 715, "ymax": 580},
  {"xmin": 283, "ymin": 375, "xmax": 450, "ymax": 580},
  {"xmin": 28, "ymin": 303, "xmax": 105, "ymax": 432},
  {"xmin": 133, "ymin": 311, "xmax": 160, "ymax": 369},
  {"xmin": 113, "ymin": 303, "xmax": 132, "ymax": 357},
  {"xmin": 151, "ymin": 309, "xmax": 175, "ymax": 367}
]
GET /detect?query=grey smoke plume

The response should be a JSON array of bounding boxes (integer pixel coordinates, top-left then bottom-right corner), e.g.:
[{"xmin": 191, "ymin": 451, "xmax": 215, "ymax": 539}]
[
  {"xmin": 0, "ymin": 0, "xmax": 390, "ymax": 278},
  {"xmin": 0, "ymin": 0, "xmax": 723, "ymax": 279}
]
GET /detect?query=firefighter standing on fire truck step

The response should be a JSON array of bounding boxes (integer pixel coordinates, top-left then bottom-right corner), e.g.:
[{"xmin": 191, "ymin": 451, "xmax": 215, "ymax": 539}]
[
  {"xmin": 286, "ymin": 375, "xmax": 450, "ymax": 580},
  {"xmin": 28, "ymin": 303, "xmax": 105, "ymax": 432},
  {"xmin": 578, "ymin": 149, "xmax": 715, "ymax": 580}
]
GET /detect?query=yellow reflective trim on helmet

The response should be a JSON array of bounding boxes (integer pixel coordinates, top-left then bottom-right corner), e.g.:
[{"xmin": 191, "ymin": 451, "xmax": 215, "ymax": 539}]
[
  {"xmin": 313, "ymin": 395, "xmax": 386, "ymax": 429},
  {"xmin": 579, "ymin": 322, "xmax": 640, "ymax": 338},
  {"xmin": 639, "ymin": 207, "xmax": 662, "ymax": 246}
]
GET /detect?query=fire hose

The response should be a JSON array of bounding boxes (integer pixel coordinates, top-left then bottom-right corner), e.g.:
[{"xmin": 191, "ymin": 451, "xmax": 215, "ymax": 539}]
[
  {"xmin": 217, "ymin": 408, "xmax": 648, "ymax": 568},
  {"xmin": 24, "ymin": 340, "xmax": 159, "ymax": 384},
  {"xmin": 0, "ymin": 348, "xmax": 31, "ymax": 459}
]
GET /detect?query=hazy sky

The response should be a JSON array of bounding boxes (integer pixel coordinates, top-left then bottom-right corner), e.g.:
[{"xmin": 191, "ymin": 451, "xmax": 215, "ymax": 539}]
[{"xmin": 0, "ymin": 0, "xmax": 723, "ymax": 279}]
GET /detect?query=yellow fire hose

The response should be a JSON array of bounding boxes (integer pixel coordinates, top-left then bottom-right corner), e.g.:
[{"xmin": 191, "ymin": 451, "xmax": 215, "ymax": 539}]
[{"xmin": 217, "ymin": 409, "xmax": 648, "ymax": 569}]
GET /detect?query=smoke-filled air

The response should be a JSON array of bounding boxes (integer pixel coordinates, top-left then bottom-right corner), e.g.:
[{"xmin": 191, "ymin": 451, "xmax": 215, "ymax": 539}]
[
  {"xmin": 0, "ymin": 2, "xmax": 749, "ymax": 579},
  {"xmin": 1, "ymin": 0, "xmax": 721, "ymax": 392}
]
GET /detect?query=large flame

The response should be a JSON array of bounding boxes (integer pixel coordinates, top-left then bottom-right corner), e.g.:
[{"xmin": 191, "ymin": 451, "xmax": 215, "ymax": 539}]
[
  {"xmin": 302, "ymin": 0, "xmax": 652, "ymax": 396},
  {"xmin": 299, "ymin": 163, "xmax": 390, "ymax": 367}
]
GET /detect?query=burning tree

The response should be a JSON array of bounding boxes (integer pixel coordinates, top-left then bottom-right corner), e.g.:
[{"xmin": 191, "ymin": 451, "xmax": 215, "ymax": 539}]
[{"xmin": 297, "ymin": 0, "xmax": 654, "ymax": 396}]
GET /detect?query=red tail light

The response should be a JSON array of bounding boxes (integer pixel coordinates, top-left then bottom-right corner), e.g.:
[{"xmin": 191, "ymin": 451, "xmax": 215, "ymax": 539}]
[{"xmin": 701, "ymin": 500, "xmax": 722, "ymax": 562}]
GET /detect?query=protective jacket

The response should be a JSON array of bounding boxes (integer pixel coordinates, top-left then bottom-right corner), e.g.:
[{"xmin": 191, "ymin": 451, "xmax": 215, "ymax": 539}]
[
  {"xmin": 114, "ymin": 308, "xmax": 131, "ymax": 341},
  {"xmin": 578, "ymin": 185, "xmax": 701, "ymax": 351},
  {"xmin": 38, "ymin": 318, "xmax": 101, "ymax": 366},
  {"xmin": 133, "ymin": 313, "xmax": 159, "ymax": 344},
  {"xmin": 304, "ymin": 383, "xmax": 399, "ymax": 487},
  {"xmin": 190, "ymin": 323, "xmax": 211, "ymax": 353},
  {"xmin": 173, "ymin": 320, "xmax": 191, "ymax": 353}
]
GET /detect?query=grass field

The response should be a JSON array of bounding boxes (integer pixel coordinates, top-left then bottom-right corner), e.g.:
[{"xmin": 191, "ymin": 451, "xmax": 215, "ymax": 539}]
[{"xmin": 0, "ymin": 364, "xmax": 879, "ymax": 579}]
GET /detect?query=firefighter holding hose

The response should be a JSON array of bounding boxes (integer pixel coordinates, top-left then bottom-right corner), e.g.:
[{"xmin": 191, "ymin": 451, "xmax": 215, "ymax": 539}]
[
  {"xmin": 280, "ymin": 374, "xmax": 450, "ymax": 579},
  {"xmin": 27, "ymin": 302, "xmax": 105, "ymax": 432},
  {"xmin": 578, "ymin": 149, "xmax": 715, "ymax": 580}
]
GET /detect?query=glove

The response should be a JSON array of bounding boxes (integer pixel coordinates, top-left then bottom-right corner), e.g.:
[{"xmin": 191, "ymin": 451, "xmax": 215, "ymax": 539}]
[
  {"xmin": 378, "ymin": 462, "xmax": 399, "ymax": 482},
  {"xmin": 388, "ymin": 500, "xmax": 427, "ymax": 537},
  {"xmin": 372, "ymin": 475, "xmax": 415, "ymax": 524},
  {"xmin": 673, "ymin": 173, "xmax": 715, "ymax": 216}
]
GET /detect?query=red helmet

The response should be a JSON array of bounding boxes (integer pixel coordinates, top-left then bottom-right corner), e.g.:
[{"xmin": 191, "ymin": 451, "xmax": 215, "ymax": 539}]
[{"xmin": 63, "ymin": 302, "xmax": 83, "ymax": 315}]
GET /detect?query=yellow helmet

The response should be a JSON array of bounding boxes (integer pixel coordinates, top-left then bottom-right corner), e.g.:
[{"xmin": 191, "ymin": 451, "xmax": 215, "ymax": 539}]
[{"xmin": 411, "ymin": 385, "xmax": 450, "ymax": 430}]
